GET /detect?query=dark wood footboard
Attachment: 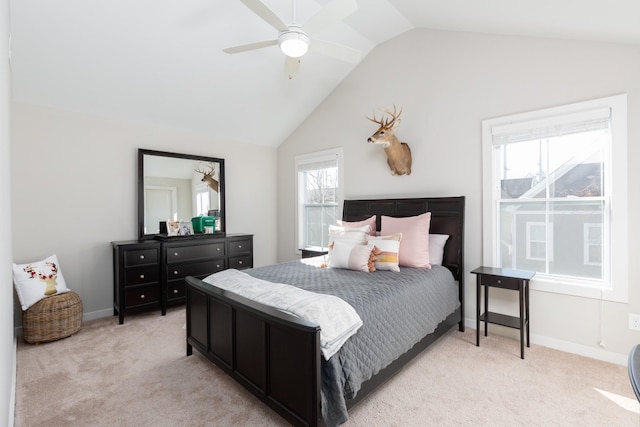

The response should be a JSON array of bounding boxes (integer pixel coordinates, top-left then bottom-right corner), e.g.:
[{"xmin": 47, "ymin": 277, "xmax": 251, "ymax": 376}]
[{"xmin": 186, "ymin": 275, "xmax": 321, "ymax": 426}]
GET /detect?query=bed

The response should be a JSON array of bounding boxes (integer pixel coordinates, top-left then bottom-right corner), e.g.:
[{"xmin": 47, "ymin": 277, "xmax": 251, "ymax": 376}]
[{"xmin": 185, "ymin": 196, "xmax": 465, "ymax": 426}]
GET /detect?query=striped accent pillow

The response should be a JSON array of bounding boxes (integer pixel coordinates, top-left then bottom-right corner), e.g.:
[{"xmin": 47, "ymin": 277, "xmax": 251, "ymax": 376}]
[{"xmin": 366, "ymin": 233, "xmax": 402, "ymax": 272}]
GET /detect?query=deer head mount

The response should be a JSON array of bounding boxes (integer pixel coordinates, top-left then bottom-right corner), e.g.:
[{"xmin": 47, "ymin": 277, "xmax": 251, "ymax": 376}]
[
  {"xmin": 194, "ymin": 163, "xmax": 219, "ymax": 193},
  {"xmin": 366, "ymin": 105, "xmax": 412, "ymax": 176}
]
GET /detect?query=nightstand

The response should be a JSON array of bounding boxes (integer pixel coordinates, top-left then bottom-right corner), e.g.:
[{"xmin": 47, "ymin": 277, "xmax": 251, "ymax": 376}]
[
  {"xmin": 471, "ymin": 266, "xmax": 536, "ymax": 359},
  {"xmin": 301, "ymin": 249, "xmax": 328, "ymax": 259}
]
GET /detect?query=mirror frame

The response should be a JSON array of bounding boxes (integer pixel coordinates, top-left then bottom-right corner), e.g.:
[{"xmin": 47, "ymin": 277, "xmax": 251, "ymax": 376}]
[{"xmin": 138, "ymin": 148, "xmax": 226, "ymax": 240}]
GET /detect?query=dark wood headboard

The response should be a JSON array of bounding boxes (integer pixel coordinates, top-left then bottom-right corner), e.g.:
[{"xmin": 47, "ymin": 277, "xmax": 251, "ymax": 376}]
[{"xmin": 342, "ymin": 196, "xmax": 465, "ymax": 283}]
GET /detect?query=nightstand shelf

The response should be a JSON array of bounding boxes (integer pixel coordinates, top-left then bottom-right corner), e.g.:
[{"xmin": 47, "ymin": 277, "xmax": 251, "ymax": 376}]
[
  {"xmin": 479, "ymin": 311, "xmax": 523, "ymax": 330},
  {"xmin": 471, "ymin": 266, "xmax": 535, "ymax": 359}
]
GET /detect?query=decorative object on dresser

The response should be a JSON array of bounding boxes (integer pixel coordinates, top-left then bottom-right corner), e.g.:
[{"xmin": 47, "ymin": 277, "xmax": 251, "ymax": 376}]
[
  {"xmin": 366, "ymin": 105, "xmax": 412, "ymax": 176},
  {"xmin": 185, "ymin": 196, "xmax": 465, "ymax": 426},
  {"xmin": 471, "ymin": 266, "xmax": 535, "ymax": 359},
  {"xmin": 112, "ymin": 234, "xmax": 253, "ymax": 324}
]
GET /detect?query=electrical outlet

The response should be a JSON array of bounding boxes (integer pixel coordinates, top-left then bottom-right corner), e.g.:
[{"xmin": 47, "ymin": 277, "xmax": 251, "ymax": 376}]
[{"xmin": 629, "ymin": 314, "xmax": 640, "ymax": 331}]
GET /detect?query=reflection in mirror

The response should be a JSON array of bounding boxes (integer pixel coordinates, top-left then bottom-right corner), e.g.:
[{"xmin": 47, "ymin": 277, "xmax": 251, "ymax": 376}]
[{"xmin": 138, "ymin": 149, "xmax": 225, "ymax": 239}]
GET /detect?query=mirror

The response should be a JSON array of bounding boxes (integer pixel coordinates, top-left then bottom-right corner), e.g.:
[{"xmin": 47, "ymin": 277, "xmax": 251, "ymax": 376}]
[{"xmin": 138, "ymin": 149, "xmax": 225, "ymax": 239}]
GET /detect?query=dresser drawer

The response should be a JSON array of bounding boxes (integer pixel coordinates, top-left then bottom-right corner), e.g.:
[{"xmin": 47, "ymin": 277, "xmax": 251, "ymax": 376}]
[
  {"xmin": 124, "ymin": 248, "xmax": 158, "ymax": 267},
  {"xmin": 479, "ymin": 274, "xmax": 520, "ymax": 290},
  {"xmin": 167, "ymin": 281, "xmax": 185, "ymax": 301},
  {"xmin": 165, "ymin": 243, "xmax": 225, "ymax": 263},
  {"xmin": 125, "ymin": 285, "xmax": 160, "ymax": 308},
  {"xmin": 166, "ymin": 260, "xmax": 226, "ymax": 280},
  {"xmin": 124, "ymin": 267, "xmax": 159, "ymax": 286},
  {"xmin": 229, "ymin": 255, "xmax": 252, "ymax": 270},
  {"xmin": 228, "ymin": 238, "xmax": 252, "ymax": 256}
]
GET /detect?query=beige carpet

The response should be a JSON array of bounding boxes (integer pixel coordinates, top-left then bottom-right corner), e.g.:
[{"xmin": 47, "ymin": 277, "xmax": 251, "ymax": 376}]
[{"xmin": 14, "ymin": 307, "xmax": 640, "ymax": 426}]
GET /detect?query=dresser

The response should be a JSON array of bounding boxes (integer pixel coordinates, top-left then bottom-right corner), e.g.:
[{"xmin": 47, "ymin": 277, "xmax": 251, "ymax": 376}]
[{"xmin": 112, "ymin": 234, "xmax": 253, "ymax": 324}]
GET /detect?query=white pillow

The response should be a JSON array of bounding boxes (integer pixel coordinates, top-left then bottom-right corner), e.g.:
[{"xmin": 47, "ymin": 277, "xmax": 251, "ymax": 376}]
[
  {"xmin": 366, "ymin": 233, "xmax": 402, "ymax": 272},
  {"xmin": 429, "ymin": 234, "xmax": 450, "ymax": 266},
  {"xmin": 328, "ymin": 224, "xmax": 369, "ymax": 245},
  {"xmin": 328, "ymin": 241, "xmax": 375, "ymax": 272},
  {"xmin": 13, "ymin": 254, "xmax": 70, "ymax": 311}
]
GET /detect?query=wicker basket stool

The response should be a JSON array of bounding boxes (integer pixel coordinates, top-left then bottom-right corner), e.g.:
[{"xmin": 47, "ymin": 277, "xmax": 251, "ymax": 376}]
[{"xmin": 22, "ymin": 291, "xmax": 83, "ymax": 344}]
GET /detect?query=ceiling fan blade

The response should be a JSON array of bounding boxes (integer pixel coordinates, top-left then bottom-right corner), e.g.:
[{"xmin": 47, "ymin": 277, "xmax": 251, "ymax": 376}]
[
  {"xmin": 311, "ymin": 40, "xmax": 362, "ymax": 63},
  {"xmin": 223, "ymin": 39, "xmax": 278, "ymax": 54},
  {"xmin": 284, "ymin": 56, "xmax": 300, "ymax": 80},
  {"xmin": 239, "ymin": 0, "xmax": 289, "ymax": 32},
  {"xmin": 304, "ymin": 0, "xmax": 358, "ymax": 34}
]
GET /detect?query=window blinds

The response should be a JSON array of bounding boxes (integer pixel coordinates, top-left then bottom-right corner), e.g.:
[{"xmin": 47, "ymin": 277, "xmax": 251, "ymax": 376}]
[{"xmin": 491, "ymin": 107, "xmax": 611, "ymax": 145}]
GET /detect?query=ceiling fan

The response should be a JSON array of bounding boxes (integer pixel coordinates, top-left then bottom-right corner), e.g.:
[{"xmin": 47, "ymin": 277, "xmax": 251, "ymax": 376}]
[{"xmin": 223, "ymin": 0, "xmax": 362, "ymax": 79}]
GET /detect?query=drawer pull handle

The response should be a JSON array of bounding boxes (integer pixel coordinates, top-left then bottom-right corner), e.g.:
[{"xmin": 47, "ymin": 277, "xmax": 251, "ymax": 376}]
[
  {"xmin": 173, "ymin": 289, "xmax": 178, "ymax": 294},
  {"xmin": 140, "ymin": 294, "xmax": 145, "ymax": 299},
  {"xmin": 216, "ymin": 247, "xmax": 220, "ymax": 251},
  {"xmin": 174, "ymin": 270, "xmax": 179, "ymax": 275},
  {"xmin": 238, "ymin": 260, "xmax": 243, "ymax": 265},
  {"xmin": 216, "ymin": 264, "xmax": 221, "ymax": 268},
  {"xmin": 238, "ymin": 245, "xmax": 242, "ymax": 249},
  {"xmin": 139, "ymin": 274, "xmax": 145, "ymax": 279},
  {"xmin": 497, "ymin": 279, "xmax": 502, "ymax": 284},
  {"xmin": 174, "ymin": 252, "xmax": 179, "ymax": 256},
  {"xmin": 139, "ymin": 255, "xmax": 145, "ymax": 260}
]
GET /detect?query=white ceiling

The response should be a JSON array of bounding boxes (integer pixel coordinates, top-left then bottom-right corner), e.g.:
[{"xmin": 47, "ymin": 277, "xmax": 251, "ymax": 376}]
[{"xmin": 10, "ymin": 0, "xmax": 640, "ymax": 148}]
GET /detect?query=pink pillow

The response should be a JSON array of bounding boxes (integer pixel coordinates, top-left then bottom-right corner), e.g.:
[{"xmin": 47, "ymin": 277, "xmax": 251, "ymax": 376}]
[
  {"xmin": 337, "ymin": 215, "xmax": 376, "ymax": 236},
  {"xmin": 380, "ymin": 213, "xmax": 431, "ymax": 268}
]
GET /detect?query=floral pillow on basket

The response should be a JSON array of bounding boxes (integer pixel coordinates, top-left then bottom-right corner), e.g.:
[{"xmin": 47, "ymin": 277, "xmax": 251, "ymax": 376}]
[{"xmin": 13, "ymin": 254, "xmax": 69, "ymax": 311}]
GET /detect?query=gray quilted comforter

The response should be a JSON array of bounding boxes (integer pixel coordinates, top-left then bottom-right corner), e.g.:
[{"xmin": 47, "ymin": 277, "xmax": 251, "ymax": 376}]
[{"xmin": 245, "ymin": 257, "xmax": 460, "ymax": 427}]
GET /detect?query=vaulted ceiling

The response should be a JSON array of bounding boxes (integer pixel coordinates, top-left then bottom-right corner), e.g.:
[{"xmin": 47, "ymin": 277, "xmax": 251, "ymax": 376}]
[{"xmin": 10, "ymin": 0, "xmax": 640, "ymax": 147}]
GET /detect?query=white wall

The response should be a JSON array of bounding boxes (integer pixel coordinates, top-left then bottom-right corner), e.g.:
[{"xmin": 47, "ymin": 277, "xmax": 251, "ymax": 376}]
[
  {"xmin": 0, "ymin": 0, "xmax": 14, "ymax": 424},
  {"xmin": 11, "ymin": 103, "xmax": 278, "ymax": 322},
  {"xmin": 277, "ymin": 28, "xmax": 640, "ymax": 363}
]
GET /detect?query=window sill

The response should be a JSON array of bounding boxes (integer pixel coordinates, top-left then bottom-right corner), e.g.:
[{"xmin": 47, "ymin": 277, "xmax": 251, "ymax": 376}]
[{"xmin": 530, "ymin": 275, "xmax": 626, "ymax": 303}]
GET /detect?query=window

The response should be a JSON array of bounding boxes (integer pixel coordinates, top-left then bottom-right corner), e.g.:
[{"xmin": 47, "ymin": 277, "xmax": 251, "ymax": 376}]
[
  {"xmin": 194, "ymin": 184, "xmax": 210, "ymax": 216},
  {"xmin": 482, "ymin": 95, "xmax": 627, "ymax": 302},
  {"xmin": 584, "ymin": 223, "xmax": 603, "ymax": 266},
  {"xmin": 526, "ymin": 222, "xmax": 552, "ymax": 262},
  {"xmin": 295, "ymin": 148, "xmax": 343, "ymax": 253}
]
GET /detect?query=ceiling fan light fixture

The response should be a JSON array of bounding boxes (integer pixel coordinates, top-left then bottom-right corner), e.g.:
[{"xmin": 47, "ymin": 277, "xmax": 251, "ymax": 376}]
[{"xmin": 278, "ymin": 28, "xmax": 310, "ymax": 58}]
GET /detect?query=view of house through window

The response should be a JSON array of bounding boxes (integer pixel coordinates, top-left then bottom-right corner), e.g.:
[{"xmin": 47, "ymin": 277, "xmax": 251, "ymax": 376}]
[
  {"xmin": 483, "ymin": 94, "xmax": 627, "ymax": 301},
  {"xmin": 295, "ymin": 149, "xmax": 343, "ymax": 252},
  {"xmin": 497, "ymin": 124, "xmax": 608, "ymax": 281}
]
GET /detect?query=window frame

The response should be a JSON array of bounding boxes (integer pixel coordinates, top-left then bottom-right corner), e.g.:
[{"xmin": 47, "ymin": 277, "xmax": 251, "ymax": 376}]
[
  {"xmin": 294, "ymin": 147, "xmax": 344, "ymax": 256},
  {"xmin": 482, "ymin": 94, "xmax": 628, "ymax": 302}
]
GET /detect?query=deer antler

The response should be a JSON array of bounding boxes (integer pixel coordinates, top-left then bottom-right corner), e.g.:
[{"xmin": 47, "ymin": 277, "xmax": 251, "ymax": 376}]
[
  {"xmin": 366, "ymin": 104, "xmax": 403, "ymax": 128},
  {"xmin": 194, "ymin": 163, "xmax": 215, "ymax": 176}
]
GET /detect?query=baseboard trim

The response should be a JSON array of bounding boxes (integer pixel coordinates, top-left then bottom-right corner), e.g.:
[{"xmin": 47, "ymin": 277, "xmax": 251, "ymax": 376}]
[
  {"xmin": 465, "ymin": 316, "xmax": 627, "ymax": 366},
  {"xmin": 83, "ymin": 308, "xmax": 113, "ymax": 322},
  {"xmin": 9, "ymin": 335, "xmax": 16, "ymax": 427}
]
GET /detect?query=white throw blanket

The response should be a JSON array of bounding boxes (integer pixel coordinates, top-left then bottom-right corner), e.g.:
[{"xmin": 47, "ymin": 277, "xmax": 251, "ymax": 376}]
[{"xmin": 203, "ymin": 269, "xmax": 363, "ymax": 359}]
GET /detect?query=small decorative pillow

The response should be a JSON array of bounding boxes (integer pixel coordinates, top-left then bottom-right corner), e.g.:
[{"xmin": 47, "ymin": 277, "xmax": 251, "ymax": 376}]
[
  {"xmin": 13, "ymin": 254, "xmax": 70, "ymax": 311},
  {"xmin": 429, "ymin": 234, "xmax": 450, "ymax": 266},
  {"xmin": 328, "ymin": 224, "xmax": 370, "ymax": 245},
  {"xmin": 336, "ymin": 215, "xmax": 376, "ymax": 236},
  {"xmin": 328, "ymin": 241, "xmax": 376, "ymax": 272},
  {"xmin": 367, "ymin": 233, "xmax": 402, "ymax": 272},
  {"xmin": 381, "ymin": 212, "xmax": 432, "ymax": 268}
]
